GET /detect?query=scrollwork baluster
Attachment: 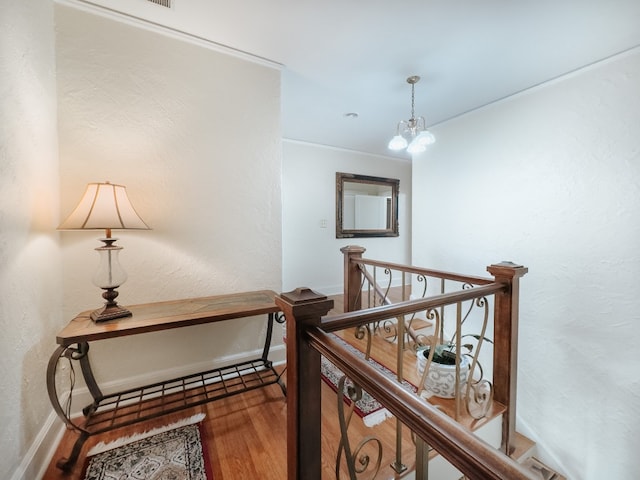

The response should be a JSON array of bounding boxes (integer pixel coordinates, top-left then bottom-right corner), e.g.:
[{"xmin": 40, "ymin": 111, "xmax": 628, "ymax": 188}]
[
  {"xmin": 463, "ymin": 296, "xmax": 494, "ymax": 419},
  {"xmin": 335, "ymin": 375, "xmax": 383, "ymax": 480}
]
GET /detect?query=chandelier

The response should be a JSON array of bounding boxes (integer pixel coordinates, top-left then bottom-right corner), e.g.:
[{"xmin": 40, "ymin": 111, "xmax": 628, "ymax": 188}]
[{"xmin": 388, "ymin": 75, "xmax": 435, "ymax": 154}]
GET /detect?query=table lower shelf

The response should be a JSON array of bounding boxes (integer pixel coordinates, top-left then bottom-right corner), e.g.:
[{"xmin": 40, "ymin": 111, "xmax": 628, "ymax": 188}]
[{"xmin": 82, "ymin": 358, "xmax": 286, "ymax": 434}]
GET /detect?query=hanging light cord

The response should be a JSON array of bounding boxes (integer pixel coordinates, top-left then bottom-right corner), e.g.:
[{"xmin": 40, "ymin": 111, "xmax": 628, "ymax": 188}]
[
  {"xmin": 63, "ymin": 355, "xmax": 76, "ymax": 428},
  {"xmin": 410, "ymin": 81, "xmax": 416, "ymax": 122}
]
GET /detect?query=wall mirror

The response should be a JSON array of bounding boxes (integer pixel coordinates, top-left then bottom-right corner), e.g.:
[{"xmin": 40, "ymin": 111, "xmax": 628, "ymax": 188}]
[{"xmin": 336, "ymin": 172, "xmax": 399, "ymax": 238}]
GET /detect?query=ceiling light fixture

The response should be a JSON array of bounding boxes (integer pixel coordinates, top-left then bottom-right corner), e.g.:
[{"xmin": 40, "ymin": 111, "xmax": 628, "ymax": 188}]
[{"xmin": 388, "ymin": 75, "xmax": 435, "ymax": 154}]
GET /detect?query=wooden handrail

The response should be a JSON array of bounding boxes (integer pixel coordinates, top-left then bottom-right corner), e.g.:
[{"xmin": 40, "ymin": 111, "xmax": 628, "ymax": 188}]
[
  {"xmin": 354, "ymin": 257, "xmax": 496, "ymax": 286},
  {"xmin": 307, "ymin": 328, "xmax": 537, "ymax": 480},
  {"xmin": 322, "ymin": 282, "xmax": 506, "ymax": 332}
]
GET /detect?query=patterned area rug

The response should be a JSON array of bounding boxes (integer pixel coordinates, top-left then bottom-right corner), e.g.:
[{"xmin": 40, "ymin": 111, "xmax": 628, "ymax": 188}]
[
  {"xmin": 83, "ymin": 414, "xmax": 213, "ymax": 480},
  {"xmin": 321, "ymin": 334, "xmax": 416, "ymax": 427}
]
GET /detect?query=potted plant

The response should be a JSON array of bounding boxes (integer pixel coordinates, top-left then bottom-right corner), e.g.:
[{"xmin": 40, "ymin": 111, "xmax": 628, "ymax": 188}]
[{"xmin": 416, "ymin": 335, "xmax": 490, "ymax": 399}]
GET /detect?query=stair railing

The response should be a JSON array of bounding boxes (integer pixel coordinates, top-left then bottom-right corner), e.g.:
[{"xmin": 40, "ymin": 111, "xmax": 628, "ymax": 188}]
[
  {"xmin": 340, "ymin": 245, "xmax": 527, "ymax": 455},
  {"xmin": 276, "ymin": 247, "xmax": 529, "ymax": 480}
]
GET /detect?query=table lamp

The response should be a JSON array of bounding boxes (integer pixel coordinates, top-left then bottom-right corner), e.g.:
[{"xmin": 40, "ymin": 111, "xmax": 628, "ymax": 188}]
[{"xmin": 59, "ymin": 181, "xmax": 150, "ymax": 322}]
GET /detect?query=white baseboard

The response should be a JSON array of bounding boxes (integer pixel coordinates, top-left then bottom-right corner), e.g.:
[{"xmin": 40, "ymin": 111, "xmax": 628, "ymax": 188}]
[
  {"xmin": 11, "ymin": 409, "xmax": 65, "ymax": 480},
  {"xmin": 17, "ymin": 344, "xmax": 285, "ymax": 480}
]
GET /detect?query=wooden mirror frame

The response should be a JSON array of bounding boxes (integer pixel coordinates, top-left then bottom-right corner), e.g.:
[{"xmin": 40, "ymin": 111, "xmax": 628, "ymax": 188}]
[{"xmin": 336, "ymin": 172, "xmax": 399, "ymax": 238}]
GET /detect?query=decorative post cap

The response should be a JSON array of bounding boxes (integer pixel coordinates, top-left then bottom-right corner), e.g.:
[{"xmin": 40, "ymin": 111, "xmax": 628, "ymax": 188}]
[
  {"xmin": 280, "ymin": 287, "xmax": 327, "ymax": 304},
  {"xmin": 340, "ymin": 245, "xmax": 366, "ymax": 255},
  {"xmin": 487, "ymin": 262, "xmax": 528, "ymax": 278}
]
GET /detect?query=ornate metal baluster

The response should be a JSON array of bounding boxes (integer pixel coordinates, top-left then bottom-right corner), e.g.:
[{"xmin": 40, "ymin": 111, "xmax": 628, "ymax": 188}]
[
  {"xmin": 335, "ymin": 376, "xmax": 383, "ymax": 480},
  {"xmin": 390, "ymin": 314, "xmax": 406, "ymax": 474},
  {"xmin": 405, "ymin": 273, "xmax": 429, "ymax": 351},
  {"xmin": 463, "ymin": 296, "xmax": 494, "ymax": 419}
]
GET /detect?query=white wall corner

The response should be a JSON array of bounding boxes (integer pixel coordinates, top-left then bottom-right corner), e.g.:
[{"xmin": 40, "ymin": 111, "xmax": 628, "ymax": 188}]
[{"xmin": 11, "ymin": 411, "xmax": 65, "ymax": 480}]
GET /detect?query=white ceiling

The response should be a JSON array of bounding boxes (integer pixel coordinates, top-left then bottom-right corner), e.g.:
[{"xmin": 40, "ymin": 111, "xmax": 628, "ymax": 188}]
[{"xmin": 71, "ymin": 0, "xmax": 640, "ymax": 159}]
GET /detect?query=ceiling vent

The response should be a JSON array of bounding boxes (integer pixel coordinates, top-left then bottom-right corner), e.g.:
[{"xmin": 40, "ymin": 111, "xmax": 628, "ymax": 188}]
[{"xmin": 146, "ymin": 0, "xmax": 172, "ymax": 8}]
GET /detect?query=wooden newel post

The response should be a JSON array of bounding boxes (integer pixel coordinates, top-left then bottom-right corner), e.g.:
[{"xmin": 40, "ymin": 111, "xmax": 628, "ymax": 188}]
[
  {"xmin": 340, "ymin": 245, "xmax": 366, "ymax": 312},
  {"xmin": 486, "ymin": 261, "xmax": 528, "ymax": 456},
  {"xmin": 276, "ymin": 288, "xmax": 334, "ymax": 480}
]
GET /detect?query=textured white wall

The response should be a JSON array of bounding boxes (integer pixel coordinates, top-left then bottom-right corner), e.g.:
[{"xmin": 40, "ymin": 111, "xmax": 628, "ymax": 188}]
[
  {"xmin": 282, "ymin": 141, "xmax": 411, "ymax": 294},
  {"xmin": 55, "ymin": 5, "xmax": 282, "ymax": 382},
  {"xmin": 0, "ymin": 0, "xmax": 61, "ymax": 478},
  {"xmin": 412, "ymin": 49, "xmax": 640, "ymax": 479}
]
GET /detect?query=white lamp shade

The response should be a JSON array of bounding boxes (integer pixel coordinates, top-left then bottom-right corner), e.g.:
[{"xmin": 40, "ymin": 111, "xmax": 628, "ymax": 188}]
[
  {"xmin": 388, "ymin": 135, "xmax": 408, "ymax": 151},
  {"xmin": 406, "ymin": 140, "xmax": 427, "ymax": 154},
  {"xmin": 414, "ymin": 130, "xmax": 436, "ymax": 146},
  {"xmin": 59, "ymin": 182, "xmax": 150, "ymax": 231}
]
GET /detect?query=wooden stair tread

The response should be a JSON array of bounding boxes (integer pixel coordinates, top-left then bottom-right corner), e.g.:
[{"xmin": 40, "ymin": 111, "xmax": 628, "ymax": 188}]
[
  {"xmin": 408, "ymin": 316, "xmax": 433, "ymax": 330},
  {"xmin": 521, "ymin": 456, "xmax": 566, "ymax": 480},
  {"xmin": 512, "ymin": 434, "xmax": 567, "ymax": 480},
  {"xmin": 511, "ymin": 431, "xmax": 536, "ymax": 462},
  {"xmin": 333, "ymin": 323, "xmax": 507, "ymax": 433}
]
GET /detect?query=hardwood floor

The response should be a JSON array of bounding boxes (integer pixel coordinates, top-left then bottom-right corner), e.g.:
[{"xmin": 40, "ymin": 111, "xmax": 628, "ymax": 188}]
[
  {"xmin": 42, "ymin": 380, "xmax": 288, "ymax": 479},
  {"xmin": 42, "ymin": 367, "xmax": 419, "ymax": 479}
]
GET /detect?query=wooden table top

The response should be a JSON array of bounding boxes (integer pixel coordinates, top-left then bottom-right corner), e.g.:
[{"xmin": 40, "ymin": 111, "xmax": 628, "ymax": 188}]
[{"xmin": 56, "ymin": 290, "xmax": 279, "ymax": 346}]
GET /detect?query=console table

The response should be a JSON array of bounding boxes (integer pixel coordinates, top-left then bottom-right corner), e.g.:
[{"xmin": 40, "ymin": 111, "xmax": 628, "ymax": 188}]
[{"xmin": 47, "ymin": 290, "xmax": 285, "ymax": 471}]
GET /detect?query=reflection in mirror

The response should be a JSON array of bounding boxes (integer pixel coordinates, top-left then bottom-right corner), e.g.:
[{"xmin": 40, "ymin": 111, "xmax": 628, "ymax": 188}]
[{"xmin": 336, "ymin": 172, "xmax": 399, "ymax": 238}]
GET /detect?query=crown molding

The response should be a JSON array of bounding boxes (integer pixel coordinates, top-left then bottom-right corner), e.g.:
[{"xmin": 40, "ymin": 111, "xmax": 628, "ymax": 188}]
[{"xmin": 54, "ymin": 0, "xmax": 283, "ymax": 71}]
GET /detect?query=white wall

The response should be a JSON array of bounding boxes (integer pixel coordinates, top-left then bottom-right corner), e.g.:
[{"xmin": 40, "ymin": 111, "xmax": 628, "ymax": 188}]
[
  {"xmin": 282, "ymin": 141, "xmax": 411, "ymax": 294},
  {"xmin": 0, "ymin": 0, "xmax": 61, "ymax": 478},
  {"xmin": 412, "ymin": 48, "xmax": 640, "ymax": 479},
  {"xmin": 55, "ymin": 5, "xmax": 282, "ymax": 384}
]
